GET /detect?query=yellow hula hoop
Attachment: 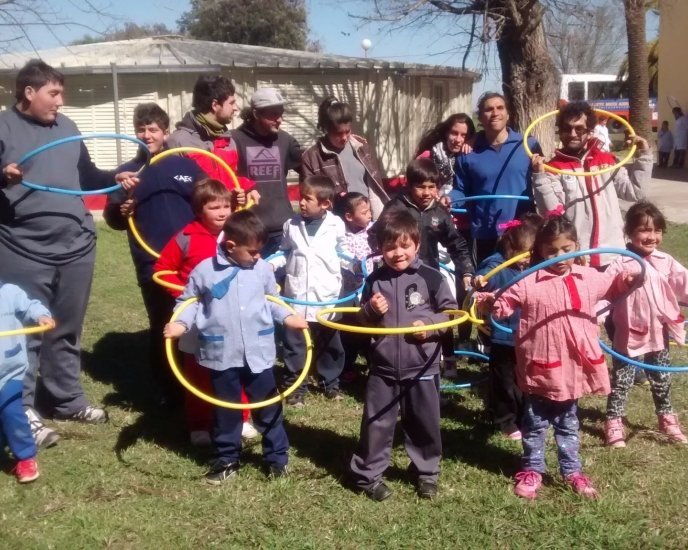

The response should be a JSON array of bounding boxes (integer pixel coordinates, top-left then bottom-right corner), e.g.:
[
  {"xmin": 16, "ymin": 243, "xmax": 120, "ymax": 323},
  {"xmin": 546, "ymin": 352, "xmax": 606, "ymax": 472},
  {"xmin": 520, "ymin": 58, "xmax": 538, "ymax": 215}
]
[
  {"xmin": 0, "ymin": 324, "xmax": 53, "ymax": 338},
  {"xmin": 464, "ymin": 251, "xmax": 531, "ymax": 329},
  {"xmin": 315, "ymin": 307, "xmax": 469, "ymax": 335},
  {"xmin": 166, "ymin": 295, "xmax": 313, "ymax": 410},
  {"xmin": 523, "ymin": 108, "xmax": 637, "ymax": 177},
  {"xmin": 152, "ymin": 270, "xmax": 185, "ymax": 292},
  {"xmin": 128, "ymin": 146, "xmax": 251, "ymax": 259}
]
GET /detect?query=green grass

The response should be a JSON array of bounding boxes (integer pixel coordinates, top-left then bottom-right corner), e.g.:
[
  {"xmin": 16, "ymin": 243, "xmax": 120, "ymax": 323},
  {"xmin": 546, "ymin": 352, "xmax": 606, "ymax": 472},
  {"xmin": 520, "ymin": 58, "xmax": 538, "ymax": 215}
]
[{"xmin": 2, "ymin": 224, "xmax": 688, "ymax": 548}]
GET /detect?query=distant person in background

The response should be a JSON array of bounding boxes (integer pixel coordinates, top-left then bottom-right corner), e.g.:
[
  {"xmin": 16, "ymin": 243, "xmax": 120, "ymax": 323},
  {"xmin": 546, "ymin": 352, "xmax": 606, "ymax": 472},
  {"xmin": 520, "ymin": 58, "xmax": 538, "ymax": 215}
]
[
  {"xmin": 657, "ymin": 120, "xmax": 674, "ymax": 168},
  {"xmin": 593, "ymin": 116, "xmax": 612, "ymax": 152},
  {"xmin": 671, "ymin": 107, "xmax": 688, "ymax": 168},
  {"xmin": 301, "ymin": 97, "xmax": 389, "ymax": 219}
]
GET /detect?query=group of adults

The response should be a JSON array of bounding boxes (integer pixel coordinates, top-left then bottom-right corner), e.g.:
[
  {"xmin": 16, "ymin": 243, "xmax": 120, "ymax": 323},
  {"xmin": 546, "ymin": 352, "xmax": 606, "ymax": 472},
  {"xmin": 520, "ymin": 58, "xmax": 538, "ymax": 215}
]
[{"xmin": 0, "ymin": 58, "xmax": 651, "ymax": 450}]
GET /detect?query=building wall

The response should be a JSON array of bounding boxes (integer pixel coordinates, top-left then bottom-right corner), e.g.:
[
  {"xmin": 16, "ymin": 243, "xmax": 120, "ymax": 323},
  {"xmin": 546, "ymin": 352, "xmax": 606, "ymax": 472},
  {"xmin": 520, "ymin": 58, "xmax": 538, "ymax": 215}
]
[
  {"xmin": 658, "ymin": 0, "xmax": 688, "ymax": 132},
  {"xmin": 0, "ymin": 68, "xmax": 473, "ymax": 176}
]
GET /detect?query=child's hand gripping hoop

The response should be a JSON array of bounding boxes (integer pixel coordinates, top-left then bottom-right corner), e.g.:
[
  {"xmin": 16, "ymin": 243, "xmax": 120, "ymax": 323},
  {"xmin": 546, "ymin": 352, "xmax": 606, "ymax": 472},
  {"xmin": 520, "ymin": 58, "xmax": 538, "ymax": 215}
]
[
  {"xmin": 440, "ymin": 350, "xmax": 490, "ymax": 392},
  {"xmin": 166, "ymin": 295, "xmax": 313, "ymax": 409},
  {"xmin": 315, "ymin": 307, "xmax": 469, "ymax": 335},
  {"xmin": 450, "ymin": 194, "xmax": 531, "ymax": 215},
  {"xmin": 0, "ymin": 324, "xmax": 54, "ymax": 338},
  {"xmin": 523, "ymin": 108, "xmax": 637, "ymax": 177},
  {"xmin": 128, "ymin": 146, "xmax": 253, "ymax": 259},
  {"xmin": 487, "ymin": 247, "xmax": 646, "ymax": 333},
  {"xmin": 18, "ymin": 133, "xmax": 150, "ymax": 195}
]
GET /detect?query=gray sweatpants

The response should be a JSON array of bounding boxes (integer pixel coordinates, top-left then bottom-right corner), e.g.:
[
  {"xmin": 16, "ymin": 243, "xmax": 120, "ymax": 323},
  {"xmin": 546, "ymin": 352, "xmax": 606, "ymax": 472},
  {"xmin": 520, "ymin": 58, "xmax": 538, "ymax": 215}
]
[
  {"xmin": 0, "ymin": 244, "xmax": 95, "ymax": 416},
  {"xmin": 350, "ymin": 373, "xmax": 442, "ymax": 490}
]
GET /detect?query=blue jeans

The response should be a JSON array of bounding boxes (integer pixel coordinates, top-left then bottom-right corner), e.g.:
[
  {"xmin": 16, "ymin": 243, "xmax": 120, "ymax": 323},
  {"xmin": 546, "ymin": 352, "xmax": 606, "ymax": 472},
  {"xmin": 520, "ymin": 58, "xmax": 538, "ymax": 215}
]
[
  {"xmin": 0, "ymin": 379, "xmax": 36, "ymax": 460},
  {"xmin": 521, "ymin": 395, "xmax": 581, "ymax": 476},
  {"xmin": 209, "ymin": 366, "xmax": 289, "ymax": 468}
]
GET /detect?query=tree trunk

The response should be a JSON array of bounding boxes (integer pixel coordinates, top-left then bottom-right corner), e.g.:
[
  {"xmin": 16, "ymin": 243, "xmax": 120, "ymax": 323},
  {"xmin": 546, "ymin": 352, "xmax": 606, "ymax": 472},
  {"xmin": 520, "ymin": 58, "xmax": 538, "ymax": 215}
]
[
  {"xmin": 495, "ymin": 2, "xmax": 560, "ymax": 156},
  {"xmin": 624, "ymin": 0, "xmax": 651, "ymax": 139}
]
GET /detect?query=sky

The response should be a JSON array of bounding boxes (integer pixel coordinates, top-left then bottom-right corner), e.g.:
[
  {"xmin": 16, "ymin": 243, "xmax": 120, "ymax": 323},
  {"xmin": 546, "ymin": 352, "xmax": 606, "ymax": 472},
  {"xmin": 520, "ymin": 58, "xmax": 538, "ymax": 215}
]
[{"xmin": 9, "ymin": 0, "xmax": 659, "ymax": 104}]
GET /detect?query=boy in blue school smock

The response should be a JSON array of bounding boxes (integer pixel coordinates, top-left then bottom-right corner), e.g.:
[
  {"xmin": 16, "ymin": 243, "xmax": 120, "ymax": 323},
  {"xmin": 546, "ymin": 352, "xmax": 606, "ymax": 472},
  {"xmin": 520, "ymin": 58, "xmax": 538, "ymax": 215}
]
[{"xmin": 164, "ymin": 210, "xmax": 307, "ymax": 484}]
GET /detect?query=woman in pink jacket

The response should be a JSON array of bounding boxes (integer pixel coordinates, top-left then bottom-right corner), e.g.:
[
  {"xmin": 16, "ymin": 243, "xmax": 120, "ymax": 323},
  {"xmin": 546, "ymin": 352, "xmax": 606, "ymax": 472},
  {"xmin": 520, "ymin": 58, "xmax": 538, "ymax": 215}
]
[
  {"xmin": 604, "ymin": 202, "xmax": 688, "ymax": 447},
  {"xmin": 480, "ymin": 212, "xmax": 633, "ymax": 500}
]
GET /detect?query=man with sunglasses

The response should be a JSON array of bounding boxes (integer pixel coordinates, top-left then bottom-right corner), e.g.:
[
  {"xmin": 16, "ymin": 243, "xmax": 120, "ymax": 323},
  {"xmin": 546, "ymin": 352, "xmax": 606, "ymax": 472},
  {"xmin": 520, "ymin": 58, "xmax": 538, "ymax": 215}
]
[
  {"xmin": 231, "ymin": 88, "xmax": 302, "ymax": 256},
  {"xmin": 531, "ymin": 101, "xmax": 651, "ymax": 267}
]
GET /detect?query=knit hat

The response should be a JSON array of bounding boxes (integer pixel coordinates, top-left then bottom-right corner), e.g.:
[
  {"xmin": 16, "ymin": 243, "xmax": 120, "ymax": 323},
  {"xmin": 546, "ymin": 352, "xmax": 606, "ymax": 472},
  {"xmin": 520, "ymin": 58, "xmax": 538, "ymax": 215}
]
[{"xmin": 250, "ymin": 88, "xmax": 285, "ymax": 110}]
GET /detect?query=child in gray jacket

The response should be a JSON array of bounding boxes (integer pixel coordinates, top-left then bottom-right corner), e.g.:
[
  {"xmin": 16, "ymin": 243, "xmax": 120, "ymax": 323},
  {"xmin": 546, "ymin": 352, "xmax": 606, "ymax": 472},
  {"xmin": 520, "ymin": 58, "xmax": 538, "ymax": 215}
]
[
  {"xmin": 164, "ymin": 210, "xmax": 307, "ymax": 484},
  {"xmin": 350, "ymin": 209, "xmax": 458, "ymax": 501}
]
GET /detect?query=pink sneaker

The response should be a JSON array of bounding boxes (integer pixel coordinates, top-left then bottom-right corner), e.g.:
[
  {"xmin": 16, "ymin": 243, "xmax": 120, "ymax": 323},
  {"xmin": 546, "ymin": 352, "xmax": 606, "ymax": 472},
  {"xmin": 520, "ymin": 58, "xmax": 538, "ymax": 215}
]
[
  {"xmin": 604, "ymin": 417, "xmax": 626, "ymax": 448},
  {"xmin": 658, "ymin": 414, "xmax": 688, "ymax": 444},
  {"xmin": 14, "ymin": 458, "xmax": 39, "ymax": 483},
  {"xmin": 565, "ymin": 472, "xmax": 598, "ymax": 499},
  {"xmin": 513, "ymin": 470, "xmax": 542, "ymax": 500}
]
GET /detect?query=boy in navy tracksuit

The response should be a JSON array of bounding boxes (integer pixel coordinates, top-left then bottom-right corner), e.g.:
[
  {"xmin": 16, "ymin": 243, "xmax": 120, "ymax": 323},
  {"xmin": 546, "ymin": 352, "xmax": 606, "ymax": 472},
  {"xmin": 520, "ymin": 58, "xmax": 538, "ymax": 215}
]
[
  {"xmin": 350, "ymin": 209, "xmax": 458, "ymax": 501},
  {"xmin": 164, "ymin": 210, "xmax": 307, "ymax": 484}
]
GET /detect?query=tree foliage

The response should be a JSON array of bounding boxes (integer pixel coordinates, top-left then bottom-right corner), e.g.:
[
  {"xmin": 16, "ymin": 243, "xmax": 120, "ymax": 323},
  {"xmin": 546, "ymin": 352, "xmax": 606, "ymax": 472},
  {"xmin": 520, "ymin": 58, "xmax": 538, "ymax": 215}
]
[
  {"xmin": 178, "ymin": 0, "xmax": 311, "ymax": 50},
  {"xmin": 71, "ymin": 23, "xmax": 175, "ymax": 46}
]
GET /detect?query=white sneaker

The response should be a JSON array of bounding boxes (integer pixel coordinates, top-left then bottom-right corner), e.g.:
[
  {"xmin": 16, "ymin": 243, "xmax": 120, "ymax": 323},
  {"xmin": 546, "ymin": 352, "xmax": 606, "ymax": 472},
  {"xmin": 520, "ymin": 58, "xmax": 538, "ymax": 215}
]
[
  {"xmin": 54, "ymin": 405, "xmax": 109, "ymax": 424},
  {"xmin": 189, "ymin": 430, "xmax": 212, "ymax": 447},
  {"xmin": 25, "ymin": 408, "xmax": 60, "ymax": 449},
  {"xmin": 241, "ymin": 422, "xmax": 259, "ymax": 440}
]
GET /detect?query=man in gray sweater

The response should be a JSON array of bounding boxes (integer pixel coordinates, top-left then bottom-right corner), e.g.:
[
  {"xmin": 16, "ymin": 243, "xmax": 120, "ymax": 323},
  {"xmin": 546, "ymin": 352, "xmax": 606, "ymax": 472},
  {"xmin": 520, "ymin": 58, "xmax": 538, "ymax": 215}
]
[{"xmin": 0, "ymin": 60, "xmax": 138, "ymax": 448}]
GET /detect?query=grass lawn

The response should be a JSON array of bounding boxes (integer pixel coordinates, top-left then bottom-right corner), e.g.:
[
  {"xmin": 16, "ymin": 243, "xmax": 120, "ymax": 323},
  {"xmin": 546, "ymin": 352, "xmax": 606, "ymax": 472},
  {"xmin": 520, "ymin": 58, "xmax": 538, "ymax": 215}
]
[{"xmin": 2, "ymin": 222, "xmax": 688, "ymax": 548}]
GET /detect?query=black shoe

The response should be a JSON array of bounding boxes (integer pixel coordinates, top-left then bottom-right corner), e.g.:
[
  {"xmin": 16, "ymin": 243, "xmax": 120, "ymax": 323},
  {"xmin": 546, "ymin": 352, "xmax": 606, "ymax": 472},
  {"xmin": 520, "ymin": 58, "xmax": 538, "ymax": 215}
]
[
  {"xmin": 324, "ymin": 388, "xmax": 343, "ymax": 401},
  {"xmin": 269, "ymin": 464, "xmax": 289, "ymax": 479},
  {"xmin": 364, "ymin": 481, "xmax": 393, "ymax": 502},
  {"xmin": 286, "ymin": 393, "xmax": 305, "ymax": 407},
  {"xmin": 205, "ymin": 461, "xmax": 240, "ymax": 485},
  {"xmin": 417, "ymin": 481, "xmax": 438, "ymax": 499}
]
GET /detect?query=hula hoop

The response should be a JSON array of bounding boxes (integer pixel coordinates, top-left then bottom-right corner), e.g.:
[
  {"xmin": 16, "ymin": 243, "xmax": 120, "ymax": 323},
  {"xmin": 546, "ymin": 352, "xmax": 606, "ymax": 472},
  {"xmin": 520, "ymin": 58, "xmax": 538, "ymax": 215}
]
[
  {"xmin": 599, "ymin": 340, "xmax": 688, "ymax": 373},
  {"xmin": 269, "ymin": 251, "xmax": 369, "ymax": 306},
  {"xmin": 153, "ymin": 270, "xmax": 184, "ymax": 292},
  {"xmin": 18, "ymin": 133, "xmax": 150, "ymax": 195},
  {"xmin": 166, "ymin": 295, "xmax": 313, "ymax": 409},
  {"xmin": 128, "ymin": 146, "xmax": 249, "ymax": 259},
  {"xmin": 450, "ymin": 195, "xmax": 531, "ymax": 215},
  {"xmin": 440, "ymin": 350, "xmax": 489, "ymax": 391},
  {"xmin": 0, "ymin": 324, "xmax": 53, "ymax": 338},
  {"xmin": 315, "ymin": 307, "xmax": 469, "ymax": 335},
  {"xmin": 488, "ymin": 248, "xmax": 646, "ymax": 335},
  {"xmin": 523, "ymin": 109, "xmax": 637, "ymax": 177}
]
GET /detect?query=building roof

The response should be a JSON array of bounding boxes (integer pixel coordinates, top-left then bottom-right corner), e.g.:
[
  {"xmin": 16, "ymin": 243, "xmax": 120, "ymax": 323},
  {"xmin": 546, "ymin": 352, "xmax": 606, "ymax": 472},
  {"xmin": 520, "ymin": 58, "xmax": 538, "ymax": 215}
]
[{"xmin": 0, "ymin": 36, "xmax": 480, "ymax": 80}]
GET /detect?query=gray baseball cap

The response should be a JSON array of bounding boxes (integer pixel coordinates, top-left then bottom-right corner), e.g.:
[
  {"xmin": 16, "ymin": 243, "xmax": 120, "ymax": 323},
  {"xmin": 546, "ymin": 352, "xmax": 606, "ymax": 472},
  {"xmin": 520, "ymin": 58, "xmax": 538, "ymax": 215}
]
[{"xmin": 251, "ymin": 87, "xmax": 286, "ymax": 109}]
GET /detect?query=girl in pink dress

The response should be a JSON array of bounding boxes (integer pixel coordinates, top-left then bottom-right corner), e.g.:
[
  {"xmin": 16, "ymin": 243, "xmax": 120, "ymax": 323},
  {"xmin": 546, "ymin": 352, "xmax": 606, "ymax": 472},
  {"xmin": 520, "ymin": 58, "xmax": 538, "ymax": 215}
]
[
  {"xmin": 604, "ymin": 202, "xmax": 688, "ymax": 447},
  {"xmin": 479, "ymin": 212, "xmax": 634, "ymax": 500}
]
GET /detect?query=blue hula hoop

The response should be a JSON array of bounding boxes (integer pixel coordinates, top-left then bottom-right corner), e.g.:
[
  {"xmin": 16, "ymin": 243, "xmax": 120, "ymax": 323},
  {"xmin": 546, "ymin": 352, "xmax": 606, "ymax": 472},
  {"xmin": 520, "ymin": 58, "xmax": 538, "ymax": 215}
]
[
  {"xmin": 598, "ymin": 341, "xmax": 688, "ymax": 373},
  {"xmin": 267, "ymin": 251, "xmax": 369, "ymax": 306},
  {"xmin": 18, "ymin": 133, "xmax": 150, "ymax": 196},
  {"xmin": 488, "ymin": 248, "xmax": 647, "ymax": 335},
  {"xmin": 450, "ymin": 194, "xmax": 531, "ymax": 215},
  {"xmin": 440, "ymin": 350, "xmax": 490, "ymax": 391}
]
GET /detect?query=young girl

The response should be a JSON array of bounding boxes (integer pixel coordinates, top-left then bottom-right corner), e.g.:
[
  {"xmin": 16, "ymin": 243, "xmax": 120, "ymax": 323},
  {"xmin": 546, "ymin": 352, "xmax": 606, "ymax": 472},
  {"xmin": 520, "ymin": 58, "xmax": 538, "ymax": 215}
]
[
  {"xmin": 479, "ymin": 212, "xmax": 633, "ymax": 500},
  {"xmin": 473, "ymin": 213, "xmax": 542, "ymax": 441},
  {"xmin": 604, "ymin": 201, "xmax": 688, "ymax": 447},
  {"xmin": 154, "ymin": 179, "xmax": 257, "ymax": 446}
]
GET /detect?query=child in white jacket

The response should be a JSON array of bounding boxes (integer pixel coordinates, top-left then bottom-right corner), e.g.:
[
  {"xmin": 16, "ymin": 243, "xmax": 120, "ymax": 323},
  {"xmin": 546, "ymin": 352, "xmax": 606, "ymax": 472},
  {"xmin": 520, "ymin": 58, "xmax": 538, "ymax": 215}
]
[{"xmin": 272, "ymin": 176, "xmax": 347, "ymax": 406}]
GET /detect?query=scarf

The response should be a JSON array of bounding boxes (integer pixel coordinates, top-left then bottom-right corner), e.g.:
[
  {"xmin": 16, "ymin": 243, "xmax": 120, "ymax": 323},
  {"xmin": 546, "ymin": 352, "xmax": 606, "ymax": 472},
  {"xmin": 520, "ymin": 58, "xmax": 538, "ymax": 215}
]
[
  {"xmin": 431, "ymin": 142, "xmax": 455, "ymax": 188},
  {"xmin": 194, "ymin": 111, "xmax": 227, "ymax": 139}
]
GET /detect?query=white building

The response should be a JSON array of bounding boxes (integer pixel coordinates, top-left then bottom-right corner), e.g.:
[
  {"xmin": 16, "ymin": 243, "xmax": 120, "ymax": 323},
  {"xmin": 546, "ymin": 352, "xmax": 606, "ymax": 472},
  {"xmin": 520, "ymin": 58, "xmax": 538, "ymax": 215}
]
[{"xmin": 0, "ymin": 36, "xmax": 479, "ymax": 177}]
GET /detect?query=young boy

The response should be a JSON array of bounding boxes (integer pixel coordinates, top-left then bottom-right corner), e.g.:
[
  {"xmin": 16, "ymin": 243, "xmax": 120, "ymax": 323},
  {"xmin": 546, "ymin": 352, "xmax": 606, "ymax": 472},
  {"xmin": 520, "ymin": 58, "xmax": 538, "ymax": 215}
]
[
  {"xmin": 104, "ymin": 103, "xmax": 248, "ymax": 408},
  {"xmin": 657, "ymin": 120, "xmax": 674, "ymax": 168},
  {"xmin": 270, "ymin": 176, "xmax": 346, "ymax": 406},
  {"xmin": 164, "ymin": 210, "xmax": 307, "ymax": 483},
  {"xmin": 0, "ymin": 282, "xmax": 54, "ymax": 482},
  {"xmin": 155, "ymin": 179, "xmax": 258, "ymax": 445},
  {"xmin": 350, "ymin": 209, "xmax": 458, "ymax": 501}
]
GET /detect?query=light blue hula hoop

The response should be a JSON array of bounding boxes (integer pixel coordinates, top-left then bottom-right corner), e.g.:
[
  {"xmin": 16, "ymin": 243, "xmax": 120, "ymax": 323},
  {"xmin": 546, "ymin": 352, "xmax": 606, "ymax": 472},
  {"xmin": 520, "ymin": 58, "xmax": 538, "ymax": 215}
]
[
  {"xmin": 489, "ymin": 248, "xmax": 646, "ymax": 335},
  {"xmin": 598, "ymin": 341, "xmax": 688, "ymax": 373},
  {"xmin": 450, "ymin": 194, "xmax": 531, "ymax": 214},
  {"xmin": 440, "ymin": 350, "xmax": 490, "ymax": 391},
  {"xmin": 266, "ymin": 251, "xmax": 369, "ymax": 306},
  {"xmin": 18, "ymin": 133, "xmax": 150, "ymax": 196}
]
